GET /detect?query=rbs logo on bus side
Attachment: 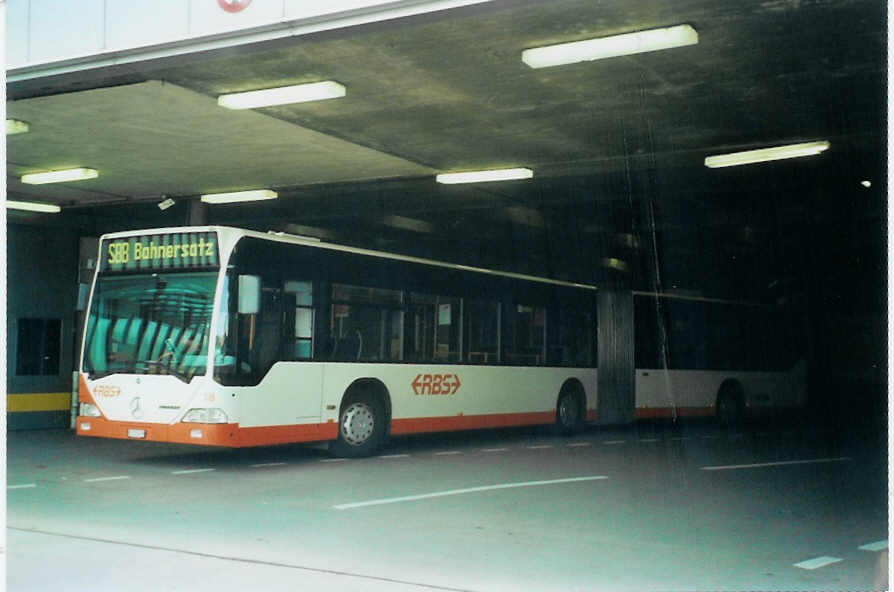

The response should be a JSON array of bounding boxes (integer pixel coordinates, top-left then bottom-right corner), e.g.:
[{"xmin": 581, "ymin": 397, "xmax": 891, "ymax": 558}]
[{"xmin": 412, "ymin": 373, "xmax": 461, "ymax": 396}]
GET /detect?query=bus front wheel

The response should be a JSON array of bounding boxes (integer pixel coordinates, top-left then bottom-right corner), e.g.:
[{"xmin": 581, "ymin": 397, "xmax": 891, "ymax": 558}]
[{"xmin": 331, "ymin": 392, "xmax": 384, "ymax": 458}]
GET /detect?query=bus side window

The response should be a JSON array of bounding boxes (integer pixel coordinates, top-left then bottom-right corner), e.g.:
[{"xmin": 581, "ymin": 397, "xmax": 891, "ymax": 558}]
[
  {"xmin": 634, "ymin": 296, "xmax": 662, "ymax": 370},
  {"xmin": 408, "ymin": 293, "xmax": 461, "ymax": 363},
  {"xmin": 549, "ymin": 308, "xmax": 594, "ymax": 367},
  {"xmin": 465, "ymin": 299, "xmax": 500, "ymax": 364},
  {"xmin": 283, "ymin": 280, "xmax": 314, "ymax": 360},
  {"xmin": 504, "ymin": 304, "xmax": 545, "ymax": 366},
  {"xmin": 330, "ymin": 284, "xmax": 403, "ymax": 362}
]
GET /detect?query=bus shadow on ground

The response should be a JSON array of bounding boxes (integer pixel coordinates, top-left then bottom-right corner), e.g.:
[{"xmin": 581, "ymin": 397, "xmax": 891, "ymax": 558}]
[
  {"xmin": 116, "ymin": 415, "xmax": 820, "ymax": 468},
  {"xmin": 124, "ymin": 441, "xmax": 332, "ymax": 469}
]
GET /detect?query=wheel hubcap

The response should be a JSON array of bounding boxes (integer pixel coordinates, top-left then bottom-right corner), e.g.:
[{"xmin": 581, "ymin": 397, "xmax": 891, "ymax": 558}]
[
  {"xmin": 559, "ymin": 396, "xmax": 577, "ymax": 426},
  {"xmin": 341, "ymin": 403, "xmax": 375, "ymax": 445}
]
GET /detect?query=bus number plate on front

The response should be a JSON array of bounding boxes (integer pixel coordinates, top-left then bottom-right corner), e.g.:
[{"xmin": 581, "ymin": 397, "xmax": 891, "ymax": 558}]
[{"xmin": 127, "ymin": 429, "xmax": 146, "ymax": 439}]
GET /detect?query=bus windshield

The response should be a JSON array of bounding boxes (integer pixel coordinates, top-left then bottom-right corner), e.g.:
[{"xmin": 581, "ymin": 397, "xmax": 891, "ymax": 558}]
[{"xmin": 82, "ymin": 272, "xmax": 218, "ymax": 381}]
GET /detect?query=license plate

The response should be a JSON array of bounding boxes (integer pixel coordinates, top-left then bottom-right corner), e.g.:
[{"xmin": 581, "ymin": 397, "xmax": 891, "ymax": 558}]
[{"xmin": 127, "ymin": 429, "xmax": 146, "ymax": 439}]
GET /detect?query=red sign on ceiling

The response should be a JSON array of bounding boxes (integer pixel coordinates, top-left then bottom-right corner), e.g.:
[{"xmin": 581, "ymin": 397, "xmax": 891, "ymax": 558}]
[{"xmin": 217, "ymin": 0, "xmax": 252, "ymax": 13}]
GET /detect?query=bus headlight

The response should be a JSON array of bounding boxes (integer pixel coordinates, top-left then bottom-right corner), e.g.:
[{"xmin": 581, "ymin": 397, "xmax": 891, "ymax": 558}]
[
  {"xmin": 181, "ymin": 408, "xmax": 229, "ymax": 424},
  {"xmin": 79, "ymin": 402, "xmax": 102, "ymax": 417}
]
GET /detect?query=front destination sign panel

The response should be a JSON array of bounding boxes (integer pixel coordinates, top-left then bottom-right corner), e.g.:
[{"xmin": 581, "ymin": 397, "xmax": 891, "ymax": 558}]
[{"xmin": 101, "ymin": 232, "xmax": 220, "ymax": 272}]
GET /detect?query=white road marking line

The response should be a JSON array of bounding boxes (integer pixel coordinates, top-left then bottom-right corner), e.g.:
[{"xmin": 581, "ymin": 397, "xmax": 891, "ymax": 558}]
[
  {"xmin": 482, "ymin": 448, "xmax": 508, "ymax": 452},
  {"xmin": 793, "ymin": 556, "xmax": 843, "ymax": 570},
  {"xmin": 638, "ymin": 438, "xmax": 660, "ymax": 443},
  {"xmin": 7, "ymin": 484, "xmax": 37, "ymax": 490},
  {"xmin": 84, "ymin": 476, "xmax": 131, "ymax": 483},
  {"xmin": 171, "ymin": 469, "xmax": 216, "ymax": 475},
  {"xmin": 320, "ymin": 458, "xmax": 349, "ymax": 463},
  {"xmin": 434, "ymin": 451, "xmax": 462, "ymax": 456},
  {"xmin": 526, "ymin": 445, "xmax": 553, "ymax": 449},
  {"xmin": 700, "ymin": 457, "xmax": 852, "ymax": 471},
  {"xmin": 567, "ymin": 442, "xmax": 591, "ymax": 447},
  {"xmin": 378, "ymin": 454, "xmax": 410, "ymax": 459},
  {"xmin": 334, "ymin": 476, "xmax": 609, "ymax": 510},
  {"xmin": 251, "ymin": 462, "xmax": 287, "ymax": 468},
  {"xmin": 602, "ymin": 440, "xmax": 626, "ymax": 445},
  {"xmin": 859, "ymin": 540, "xmax": 889, "ymax": 552}
]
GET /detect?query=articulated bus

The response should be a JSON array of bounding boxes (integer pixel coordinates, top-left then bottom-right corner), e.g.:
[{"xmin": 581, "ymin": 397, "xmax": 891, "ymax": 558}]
[{"xmin": 76, "ymin": 226, "xmax": 805, "ymax": 456}]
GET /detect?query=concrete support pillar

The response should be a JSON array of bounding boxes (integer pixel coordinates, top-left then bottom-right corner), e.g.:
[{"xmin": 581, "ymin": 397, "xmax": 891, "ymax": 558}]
[
  {"xmin": 597, "ymin": 288, "xmax": 635, "ymax": 424},
  {"xmin": 186, "ymin": 199, "xmax": 208, "ymax": 226}
]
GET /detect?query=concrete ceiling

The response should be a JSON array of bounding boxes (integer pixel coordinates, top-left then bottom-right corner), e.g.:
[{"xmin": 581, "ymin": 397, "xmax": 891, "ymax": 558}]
[
  {"xmin": 5, "ymin": 0, "xmax": 887, "ymax": 296},
  {"xmin": 7, "ymin": 80, "xmax": 435, "ymax": 202}
]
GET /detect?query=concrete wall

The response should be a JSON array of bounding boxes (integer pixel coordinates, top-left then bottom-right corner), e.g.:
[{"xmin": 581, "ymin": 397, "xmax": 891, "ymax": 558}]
[{"xmin": 7, "ymin": 0, "xmax": 491, "ymax": 75}]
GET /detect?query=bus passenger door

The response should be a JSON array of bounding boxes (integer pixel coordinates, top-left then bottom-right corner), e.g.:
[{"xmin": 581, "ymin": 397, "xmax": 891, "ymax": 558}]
[{"xmin": 235, "ymin": 276, "xmax": 323, "ymax": 425}]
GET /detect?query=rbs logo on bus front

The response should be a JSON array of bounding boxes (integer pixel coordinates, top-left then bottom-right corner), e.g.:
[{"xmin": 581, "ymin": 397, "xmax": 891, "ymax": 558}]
[{"xmin": 412, "ymin": 373, "xmax": 461, "ymax": 395}]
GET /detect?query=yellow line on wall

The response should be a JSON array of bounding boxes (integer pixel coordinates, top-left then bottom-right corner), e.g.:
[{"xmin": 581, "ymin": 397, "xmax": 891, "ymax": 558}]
[{"xmin": 7, "ymin": 393, "xmax": 72, "ymax": 413}]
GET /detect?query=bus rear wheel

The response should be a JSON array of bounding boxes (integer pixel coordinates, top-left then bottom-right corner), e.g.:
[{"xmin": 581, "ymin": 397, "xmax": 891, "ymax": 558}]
[
  {"xmin": 716, "ymin": 383, "xmax": 745, "ymax": 427},
  {"xmin": 555, "ymin": 389, "xmax": 583, "ymax": 436},
  {"xmin": 331, "ymin": 393, "xmax": 384, "ymax": 458}
]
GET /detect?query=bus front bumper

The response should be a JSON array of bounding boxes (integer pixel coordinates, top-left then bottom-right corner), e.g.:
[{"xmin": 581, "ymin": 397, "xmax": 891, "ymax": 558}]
[
  {"xmin": 76, "ymin": 416, "xmax": 239, "ymax": 446},
  {"xmin": 75, "ymin": 417, "xmax": 339, "ymax": 447}
]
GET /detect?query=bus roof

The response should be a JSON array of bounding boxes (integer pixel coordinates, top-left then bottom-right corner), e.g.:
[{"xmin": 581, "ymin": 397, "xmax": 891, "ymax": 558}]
[
  {"xmin": 100, "ymin": 225, "xmax": 769, "ymax": 305},
  {"xmin": 99, "ymin": 225, "xmax": 599, "ymax": 292}
]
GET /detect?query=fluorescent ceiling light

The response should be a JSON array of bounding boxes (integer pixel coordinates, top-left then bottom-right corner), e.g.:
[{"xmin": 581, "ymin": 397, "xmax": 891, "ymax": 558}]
[
  {"xmin": 383, "ymin": 215, "xmax": 434, "ymax": 233},
  {"xmin": 157, "ymin": 197, "xmax": 176, "ymax": 210},
  {"xmin": 522, "ymin": 24, "xmax": 698, "ymax": 69},
  {"xmin": 218, "ymin": 81, "xmax": 346, "ymax": 109},
  {"xmin": 283, "ymin": 223, "xmax": 334, "ymax": 240},
  {"xmin": 21, "ymin": 168, "xmax": 98, "ymax": 184},
  {"xmin": 704, "ymin": 141, "xmax": 830, "ymax": 168},
  {"xmin": 6, "ymin": 200, "xmax": 61, "ymax": 213},
  {"xmin": 861, "ymin": 180, "xmax": 872, "ymax": 188},
  {"xmin": 601, "ymin": 257, "xmax": 629, "ymax": 272},
  {"xmin": 6, "ymin": 119, "xmax": 30, "ymax": 135},
  {"xmin": 201, "ymin": 189, "xmax": 278, "ymax": 204},
  {"xmin": 436, "ymin": 168, "xmax": 533, "ymax": 184}
]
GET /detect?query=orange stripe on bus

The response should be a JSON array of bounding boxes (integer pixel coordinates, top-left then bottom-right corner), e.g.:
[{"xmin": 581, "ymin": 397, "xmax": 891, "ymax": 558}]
[
  {"xmin": 236, "ymin": 423, "xmax": 338, "ymax": 447},
  {"xmin": 390, "ymin": 411, "xmax": 557, "ymax": 435},
  {"xmin": 76, "ymin": 417, "xmax": 337, "ymax": 447},
  {"xmin": 635, "ymin": 407, "xmax": 714, "ymax": 419}
]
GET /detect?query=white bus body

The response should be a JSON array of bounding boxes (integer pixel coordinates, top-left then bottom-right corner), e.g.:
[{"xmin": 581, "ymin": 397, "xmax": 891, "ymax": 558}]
[{"xmin": 76, "ymin": 226, "xmax": 803, "ymax": 454}]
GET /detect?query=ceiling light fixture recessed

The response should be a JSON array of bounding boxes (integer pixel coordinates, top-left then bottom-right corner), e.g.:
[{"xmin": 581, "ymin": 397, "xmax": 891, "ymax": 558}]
[
  {"xmin": 6, "ymin": 119, "xmax": 30, "ymax": 135},
  {"xmin": 6, "ymin": 200, "xmax": 61, "ymax": 213},
  {"xmin": 201, "ymin": 189, "xmax": 278, "ymax": 204},
  {"xmin": 21, "ymin": 168, "xmax": 98, "ymax": 184},
  {"xmin": 522, "ymin": 24, "xmax": 699, "ymax": 69},
  {"xmin": 436, "ymin": 168, "xmax": 533, "ymax": 184},
  {"xmin": 217, "ymin": 81, "xmax": 346, "ymax": 109},
  {"xmin": 861, "ymin": 180, "xmax": 872, "ymax": 188},
  {"xmin": 157, "ymin": 197, "xmax": 176, "ymax": 210},
  {"xmin": 383, "ymin": 215, "xmax": 435, "ymax": 234},
  {"xmin": 704, "ymin": 141, "xmax": 830, "ymax": 168}
]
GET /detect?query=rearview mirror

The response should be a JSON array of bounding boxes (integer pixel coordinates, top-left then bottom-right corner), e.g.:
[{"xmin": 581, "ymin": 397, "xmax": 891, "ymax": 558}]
[{"xmin": 238, "ymin": 275, "xmax": 260, "ymax": 314}]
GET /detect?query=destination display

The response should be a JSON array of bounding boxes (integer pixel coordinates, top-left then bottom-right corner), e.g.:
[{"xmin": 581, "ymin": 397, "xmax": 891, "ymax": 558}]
[{"xmin": 100, "ymin": 232, "xmax": 219, "ymax": 272}]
